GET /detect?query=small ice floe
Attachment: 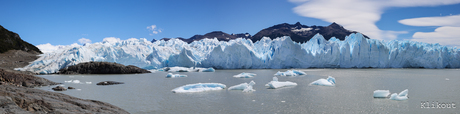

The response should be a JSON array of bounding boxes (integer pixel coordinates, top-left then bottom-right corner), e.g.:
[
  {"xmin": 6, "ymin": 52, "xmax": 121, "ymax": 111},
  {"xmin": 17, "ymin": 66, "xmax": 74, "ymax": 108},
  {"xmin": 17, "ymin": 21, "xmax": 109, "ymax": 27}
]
[
  {"xmin": 85, "ymin": 82, "xmax": 92, "ymax": 84},
  {"xmin": 166, "ymin": 73, "xmax": 187, "ymax": 78},
  {"xmin": 200, "ymin": 68, "xmax": 215, "ymax": 72},
  {"xmin": 445, "ymin": 78, "xmax": 450, "ymax": 81},
  {"xmin": 233, "ymin": 72, "xmax": 256, "ymax": 78},
  {"xmin": 172, "ymin": 83, "xmax": 226, "ymax": 93},
  {"xmin": 373, "ymin": 90, "xmax": 391, "ymax": 98},
  {"xmin": 265, "ymin": 77, "xmax": 297, "ymax": 89},
  {"xmin": 64, "ymin": 80, "xmax": 81, "ymax": 84},
  {"xmin": 389, "ymin": 89, "xmax": 408, "ymax": 101},
  {"xmin": 310, "ymin": 76, "xmax": 336, "ymax": 87},
  {"xmin": 163, "ymin": 67, "xmax": 215, "ymax": 72},
  {"xmin": 274, "ymin": 70, "xmax": 306, "ymax": 76},
  {"xmin": 228, "ymin": 80, "xmax": 256, "ymax": 92}
]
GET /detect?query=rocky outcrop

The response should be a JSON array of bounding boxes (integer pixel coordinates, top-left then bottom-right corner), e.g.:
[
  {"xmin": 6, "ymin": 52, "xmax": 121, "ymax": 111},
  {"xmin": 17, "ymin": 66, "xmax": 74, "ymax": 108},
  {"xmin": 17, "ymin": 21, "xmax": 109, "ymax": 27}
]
[
  {"xmin": 96, "ymin": 81, "xmax": 124, "ymax": 86},
  {"xmin": 58, "ymin": 62, "xmax": 151, "ymax": 74},
  {"xmin": 52, "ymin": 86, "xmax": 67, "ymax": 91},
  {"xmin": 0, "ymin": 85, "xmax": 129, "ymax": 114},
  {"xmin": 0, "ymin": 25, "xmax": 42, "ymax": 54},
  {"xmin": 0, "ymin": 69, "xmax": 58, "ymax": 88}
]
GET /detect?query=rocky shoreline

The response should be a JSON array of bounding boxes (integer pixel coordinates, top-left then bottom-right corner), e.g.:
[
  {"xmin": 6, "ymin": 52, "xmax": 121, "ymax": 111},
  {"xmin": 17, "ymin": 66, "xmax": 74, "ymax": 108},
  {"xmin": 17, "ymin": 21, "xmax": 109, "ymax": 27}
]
[{"xmin": 58, "ymin": 61, "xmax": 151, "ymax": 74}]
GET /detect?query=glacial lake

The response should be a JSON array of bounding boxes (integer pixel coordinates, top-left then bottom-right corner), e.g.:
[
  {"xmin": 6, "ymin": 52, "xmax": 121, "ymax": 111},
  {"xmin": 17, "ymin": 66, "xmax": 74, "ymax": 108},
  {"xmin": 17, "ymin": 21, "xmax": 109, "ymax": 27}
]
[{"xmin": 37, "ymin": 69, "xmax": 460, "ymax": 114}]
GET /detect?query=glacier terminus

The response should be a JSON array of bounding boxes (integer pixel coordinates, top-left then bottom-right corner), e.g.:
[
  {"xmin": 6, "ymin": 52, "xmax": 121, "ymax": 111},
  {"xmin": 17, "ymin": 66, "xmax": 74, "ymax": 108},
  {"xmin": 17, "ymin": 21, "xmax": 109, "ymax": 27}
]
[{"xmin": 17, "ymin": 33, "xmax": 460, "ymax": 74}]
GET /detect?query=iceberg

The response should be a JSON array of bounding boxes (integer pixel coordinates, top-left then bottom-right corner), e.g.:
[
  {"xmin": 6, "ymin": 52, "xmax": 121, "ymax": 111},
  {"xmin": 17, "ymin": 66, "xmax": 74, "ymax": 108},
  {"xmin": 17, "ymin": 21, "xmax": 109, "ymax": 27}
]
[
  {"xmin": 373, "ymin": 90, "xmax": 391, "ymax": 98},
  {"xmin": 228, "ymin": 80, "xmax": 256, "ymax": 92},
  {"xmin": 166, "ymin": 73, "xmax": 187, "ymax": 78},
  {"xmin": 64, "ymin": 80, "xmax": 80, "ymax": 84},
  {"xmin": 200, "ymin": 68, "xmax": 215, "ymax": 72},
  {"xmin": 233, "ymin": 72, "xmax": 257, "ymax": 78},
  {"xmin": 274, "ymin": 70, "xmax": 306, "ymax": 76},
  {"xmin": 265, "ymin": 77, "xmax": 297, "ymax": 89},
  {"xmin": 310, "ymin": 76, "xmax": 336, "ymax": 86},
  {"xmin": 164, "ymin": 67, "xmax": 215, "ymax": 72},
  {"xmin": 18, "ymin": 33, "xmax": 460, "ymax": 74},
  {"xmin": 389, "ymin": 89, "xmax": 409, "ymax": 101},
  {"xmin": 172, "ymin": 83, "xmax": 226, "ymax": 93}
]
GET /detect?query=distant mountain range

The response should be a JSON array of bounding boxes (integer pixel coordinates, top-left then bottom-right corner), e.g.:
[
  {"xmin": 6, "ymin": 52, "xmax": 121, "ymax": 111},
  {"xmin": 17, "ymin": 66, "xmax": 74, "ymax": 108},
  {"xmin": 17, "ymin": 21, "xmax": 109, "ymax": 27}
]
[
  {"xmin": 153, "ymin": 22, "xmax": 368, "ymax": 43},
  {"xmin": 0, "ymin": 25, "xmax": 42, "ymax": 54}
]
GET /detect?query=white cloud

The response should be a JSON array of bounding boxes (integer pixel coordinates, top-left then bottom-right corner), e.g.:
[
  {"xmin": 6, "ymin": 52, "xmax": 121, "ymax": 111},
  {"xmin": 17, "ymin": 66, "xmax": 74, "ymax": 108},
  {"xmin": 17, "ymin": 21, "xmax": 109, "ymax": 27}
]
[
  {"xmin": 78, "ymin": 38, "xmax": 92, "ymax": 44},
  {"xmin": 102, "ymin": 37, "xmax": 121, "ymax": 43},
  {"xmin": 411, "ymin": 26, "xmax": 460, "ymax": 47},
  {"xmin": 398, "ymin": 14, "xmax": 460, "ymax": 47},
  {"xmin": 147, "ymin": 25, "xmax": 162, "ymax": 35},
  {"xmin": 290, "ymin": 0, "xmax": 460, "ymax": 41},
  {"xmin": 36, "ymin": 43, "xmax": 80, "ymax": 53},
  {"xmin": 399, "ymin": 15, "xmax": 460, "ymax": 27}
]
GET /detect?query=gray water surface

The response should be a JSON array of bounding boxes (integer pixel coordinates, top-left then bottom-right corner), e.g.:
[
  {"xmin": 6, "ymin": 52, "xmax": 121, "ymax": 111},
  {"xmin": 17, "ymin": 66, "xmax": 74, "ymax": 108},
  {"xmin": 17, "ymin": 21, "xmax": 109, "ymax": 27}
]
[{"xmin": 38, "ymin": 69, "xmax": 460, "ymax": 114}]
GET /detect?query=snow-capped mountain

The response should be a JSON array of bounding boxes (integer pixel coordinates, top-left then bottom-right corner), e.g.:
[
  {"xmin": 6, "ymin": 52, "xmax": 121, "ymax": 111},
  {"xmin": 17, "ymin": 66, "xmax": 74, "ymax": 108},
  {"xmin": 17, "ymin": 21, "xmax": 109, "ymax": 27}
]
[
  {"xmin": 154, "ymin": 22, "xmax": 364, "ymax": 44},
  {"xmin": 18, "ymin": 33, "xmax": 460, "ymax": 74},
  {"xmin": 157, "ymin": 31, "xmax": 251, "ymax": 43},
  {"xmin": 250, "ymin": 22, "xmax": 369, "ymax": 43}
]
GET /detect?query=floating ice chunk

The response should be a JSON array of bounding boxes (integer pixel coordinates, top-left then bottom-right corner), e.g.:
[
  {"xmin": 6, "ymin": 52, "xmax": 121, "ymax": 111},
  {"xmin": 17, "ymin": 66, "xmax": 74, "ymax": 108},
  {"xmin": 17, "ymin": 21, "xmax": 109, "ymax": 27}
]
[
  {"xmin": 233, "ymin": 72, "xmax": 256, "ymax": 78},
  {"xmin": 373, "ymin": 90, "xmax": 390, "ymax": 98},
  {"xmin": 266, "ymin": 81, "xmax": 297, "ymax": 89},
  {"xmin": 167, "ymin": 67, "xmax": 193, "ymax": 72},
  {"xmin": 172, "ymin": 83, "xmax": 226, "ymax": 93},
  {"xmin": 389, "ymin": 89, "xmax": 408, "ymax": 101},
  {"xmin": 265, "ymin": 77, "xmax": 297, "ymax": 89},
  {"xmin": 85, "ymin": 82, "xmax": 92, "ymax": 84},
  {"xmin": 200, "ymin": 68, "xmax": 215, "ymax": 72},
  {"xmin": 228, "ymin": 80, "xmax": 256, "ymax": 92},
  {"xmin": 166, "ymin": 73, "xmax": 187, "ymax": 78},
  {"xmin": 64, "ymin": 80, "xmax": 81, "ymax": 84},
  {"xmin": 274, "ymin": 70, "xmax": 306, "ymax": 76},
  {"xmin": 292, "ymin": 70, "xmax": 306, "ymax": 75},
  {"xmin": 310, "ymin": 76, "xmax": 336, "ymax": 86}
]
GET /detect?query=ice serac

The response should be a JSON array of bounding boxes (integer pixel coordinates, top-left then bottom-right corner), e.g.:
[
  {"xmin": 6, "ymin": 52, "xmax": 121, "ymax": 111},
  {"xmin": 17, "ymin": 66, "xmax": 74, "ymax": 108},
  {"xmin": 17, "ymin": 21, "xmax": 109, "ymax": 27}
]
[{"xmin": 18, "ymin": 33, "xmax": 460, "ymax": 74}]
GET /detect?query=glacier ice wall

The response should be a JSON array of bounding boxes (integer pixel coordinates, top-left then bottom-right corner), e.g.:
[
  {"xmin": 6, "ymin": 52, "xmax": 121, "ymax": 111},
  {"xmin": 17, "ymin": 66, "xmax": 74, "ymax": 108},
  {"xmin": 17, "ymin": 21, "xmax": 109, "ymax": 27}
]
[{"xmin": 20, "ymin": 33, "xmax": 460, "ymax": 74}]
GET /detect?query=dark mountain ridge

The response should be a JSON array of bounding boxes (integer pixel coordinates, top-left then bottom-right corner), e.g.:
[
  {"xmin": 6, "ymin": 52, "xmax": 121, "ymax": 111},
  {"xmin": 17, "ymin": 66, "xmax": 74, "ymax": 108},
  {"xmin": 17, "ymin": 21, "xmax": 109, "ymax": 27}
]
[
  {"xmin": 152, "ymin": 22, "xmax": 368, "ymax": 43},
  {"xmin": 0, "ymin": 25, "xmax": 42, "ymax": 54}
]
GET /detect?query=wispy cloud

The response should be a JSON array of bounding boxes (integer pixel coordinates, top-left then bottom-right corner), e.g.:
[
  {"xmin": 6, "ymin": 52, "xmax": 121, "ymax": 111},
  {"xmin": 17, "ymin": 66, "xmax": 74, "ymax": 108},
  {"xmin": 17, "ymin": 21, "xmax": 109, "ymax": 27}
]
[
  {"xmin": 147, "ymin": 25, "xmax": 162, "ymax": 35},
  {"xmin": 78, "ymin": 38, "xmax": 92, "ymax": 44},
  {"xmin": 290, "ymin": 0, "xmax": 460, "ymax": 41},
  {"xmin": 399, "ymin": 14, "xmax": 460, "ymax": 47}
]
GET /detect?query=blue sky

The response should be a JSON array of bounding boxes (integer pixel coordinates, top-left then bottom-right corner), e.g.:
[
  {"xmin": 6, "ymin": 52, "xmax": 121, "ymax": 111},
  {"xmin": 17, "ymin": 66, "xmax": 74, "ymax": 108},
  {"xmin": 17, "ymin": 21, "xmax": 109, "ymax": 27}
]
[{"xmin": 1, "ymin": 0, "xmax": 460, "ymax": 49}]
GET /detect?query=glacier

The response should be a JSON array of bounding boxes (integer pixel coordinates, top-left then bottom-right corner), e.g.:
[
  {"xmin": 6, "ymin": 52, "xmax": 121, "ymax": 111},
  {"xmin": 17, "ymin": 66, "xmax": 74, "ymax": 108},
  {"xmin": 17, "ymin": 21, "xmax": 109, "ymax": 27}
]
[{"xmin": 18, "ymin": 33, "xmax": 460, "ymax": 74}]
